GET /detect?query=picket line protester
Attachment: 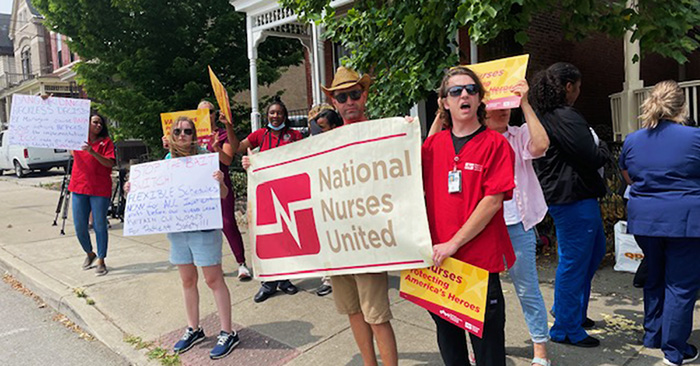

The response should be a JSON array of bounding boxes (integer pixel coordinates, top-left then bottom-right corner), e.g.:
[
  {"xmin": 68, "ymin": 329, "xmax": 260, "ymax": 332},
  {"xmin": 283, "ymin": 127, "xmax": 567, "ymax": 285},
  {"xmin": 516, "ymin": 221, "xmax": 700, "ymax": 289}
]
[
  {"xmin": 422, "ymin": 66, "xmax": 515, "ymax": 366},
  {"xmin": 8, "ymin": 94, "xmax": 91, "ymax": 150},
  {"xmin": 124, "ymin": 116, "xmax": 239, "ymax": 360}
]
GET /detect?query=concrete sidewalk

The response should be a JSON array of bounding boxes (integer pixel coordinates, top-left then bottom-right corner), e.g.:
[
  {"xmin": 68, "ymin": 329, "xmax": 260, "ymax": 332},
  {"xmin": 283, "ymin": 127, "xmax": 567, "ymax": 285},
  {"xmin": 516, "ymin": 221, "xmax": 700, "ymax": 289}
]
[{"xmin": 0, "ymin": 179, "xmax": 697, "ymax": 366}]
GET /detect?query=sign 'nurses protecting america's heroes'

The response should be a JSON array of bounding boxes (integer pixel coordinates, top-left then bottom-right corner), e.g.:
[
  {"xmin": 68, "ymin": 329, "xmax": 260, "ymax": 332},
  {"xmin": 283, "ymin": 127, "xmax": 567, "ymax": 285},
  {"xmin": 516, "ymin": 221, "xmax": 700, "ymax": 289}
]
[{"xmin": 247, "ymin": 117, "xmax": 434, "ymax": 281}]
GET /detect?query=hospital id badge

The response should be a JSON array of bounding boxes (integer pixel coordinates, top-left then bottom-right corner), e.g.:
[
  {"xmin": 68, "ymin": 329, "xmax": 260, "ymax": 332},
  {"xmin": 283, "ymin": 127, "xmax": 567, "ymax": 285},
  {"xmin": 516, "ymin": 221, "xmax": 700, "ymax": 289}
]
[{"xmin": 448, "ymin": 169, "xmax": 462, "ymax": 193}]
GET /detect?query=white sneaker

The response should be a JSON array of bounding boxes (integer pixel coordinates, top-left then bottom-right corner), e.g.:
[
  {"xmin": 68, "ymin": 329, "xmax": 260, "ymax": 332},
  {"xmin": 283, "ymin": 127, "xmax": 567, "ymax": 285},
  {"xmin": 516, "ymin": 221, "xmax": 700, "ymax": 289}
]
[{"xmin": 237, "ymin": 264, "xmax": 251, "ymax": 281}]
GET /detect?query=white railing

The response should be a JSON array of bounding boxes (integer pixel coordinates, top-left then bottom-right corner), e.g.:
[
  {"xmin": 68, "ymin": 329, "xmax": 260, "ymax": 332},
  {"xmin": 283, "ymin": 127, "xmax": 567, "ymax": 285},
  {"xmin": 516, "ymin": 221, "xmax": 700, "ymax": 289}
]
[{"xmin": 610, "ymin": 80, "xmax": 700, "ymax": 139}]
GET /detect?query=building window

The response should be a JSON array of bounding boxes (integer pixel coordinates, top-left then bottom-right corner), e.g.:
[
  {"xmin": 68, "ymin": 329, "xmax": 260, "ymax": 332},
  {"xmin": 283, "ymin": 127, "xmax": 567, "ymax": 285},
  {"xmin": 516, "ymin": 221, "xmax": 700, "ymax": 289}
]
[
  {"xmin": 21, "ymin": 47, "xmax": 31, "ymax": 79},
  {"xmin": 70, "ymin": 52, "xmax": 75, "ymax": 63},
  {"xmin": 56, "ymin": 33, "xmax": 63, "ymax": 67},
  {"xmin": 333, "ymin": 42, "xmax": 350, "ymax": 71}
]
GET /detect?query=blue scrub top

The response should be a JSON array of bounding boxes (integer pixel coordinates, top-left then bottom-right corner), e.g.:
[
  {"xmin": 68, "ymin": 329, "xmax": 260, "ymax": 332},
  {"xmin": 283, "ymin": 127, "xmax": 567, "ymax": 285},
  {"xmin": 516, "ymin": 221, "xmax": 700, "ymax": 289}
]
[{"xmin": 619, "ymin": 120, "xmax": 700, "ymax": 238}]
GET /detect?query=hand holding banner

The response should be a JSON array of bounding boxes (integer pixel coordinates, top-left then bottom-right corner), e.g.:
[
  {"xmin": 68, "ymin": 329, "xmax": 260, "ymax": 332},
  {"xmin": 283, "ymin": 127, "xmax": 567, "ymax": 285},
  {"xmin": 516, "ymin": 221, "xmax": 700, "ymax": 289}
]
[
  {"xmin": 208, "ymin": 66, "xmax": 233, "ymax": 124},
  {"xmin": 247, "ymin": 117, "xmax": 433, "ymax": 281},
  {"xmin": 466, "ymin": 54, "xmax": 529, "ymax": 110},
  {"xmin": 400, "ymin": 257, "xmax": 489, "ymax": 337}
]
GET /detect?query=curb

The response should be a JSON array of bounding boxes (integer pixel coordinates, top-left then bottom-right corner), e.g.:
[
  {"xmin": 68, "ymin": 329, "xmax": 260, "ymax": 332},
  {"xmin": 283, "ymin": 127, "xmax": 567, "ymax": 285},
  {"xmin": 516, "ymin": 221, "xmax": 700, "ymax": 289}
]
[{"xmin": 0, "ymin": 247, "xmax": 156, "ymax": 366}]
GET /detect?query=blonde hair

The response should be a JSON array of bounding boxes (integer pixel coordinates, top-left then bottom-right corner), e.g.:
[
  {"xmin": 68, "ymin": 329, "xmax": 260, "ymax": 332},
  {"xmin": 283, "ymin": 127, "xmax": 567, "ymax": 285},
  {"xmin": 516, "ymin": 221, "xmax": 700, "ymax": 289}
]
[
  {"xmin": 168, "ymin": 116, "xmax": 199, "ymax": 157},
  {"xmin": 639, "ymin": 80, "xmax": 688, "ymax": 129},
  {"xmin": 308, "ymin": 103, "xmax": 334, "ymax": 120}
]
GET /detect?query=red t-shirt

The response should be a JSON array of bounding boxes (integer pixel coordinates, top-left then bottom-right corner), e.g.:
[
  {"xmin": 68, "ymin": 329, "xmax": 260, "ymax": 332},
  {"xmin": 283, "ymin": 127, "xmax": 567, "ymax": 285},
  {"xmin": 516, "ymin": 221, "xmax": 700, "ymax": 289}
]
[
  {"xmin": 68, "ymin": 137, "xmax": 115, "ymax": 197},
  {"xmin": 422, "ymin": 128, "xmax": 516, "ymax": 273},
  {"xmin": 247, "ymin": 127, "xmax": 302, "ymax": 152}
]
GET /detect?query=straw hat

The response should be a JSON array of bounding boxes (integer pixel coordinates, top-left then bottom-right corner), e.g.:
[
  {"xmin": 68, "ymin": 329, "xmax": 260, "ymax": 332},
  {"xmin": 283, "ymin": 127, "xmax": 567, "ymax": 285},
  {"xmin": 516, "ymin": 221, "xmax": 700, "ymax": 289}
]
[{"xmin": 322, "ymin": 67, "xmax": 371, "ymax": 97}]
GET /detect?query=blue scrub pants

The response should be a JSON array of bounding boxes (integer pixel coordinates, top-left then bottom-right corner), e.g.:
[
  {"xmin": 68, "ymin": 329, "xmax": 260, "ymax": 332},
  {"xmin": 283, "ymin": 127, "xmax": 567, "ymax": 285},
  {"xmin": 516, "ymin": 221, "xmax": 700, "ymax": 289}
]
[
  {"xmin": 548, "ymin": 198, "xmax": 606, "ymax": 343},
  {"xmin": 635, "ymin": 236, "xmax": 700, "ymax": 365}
]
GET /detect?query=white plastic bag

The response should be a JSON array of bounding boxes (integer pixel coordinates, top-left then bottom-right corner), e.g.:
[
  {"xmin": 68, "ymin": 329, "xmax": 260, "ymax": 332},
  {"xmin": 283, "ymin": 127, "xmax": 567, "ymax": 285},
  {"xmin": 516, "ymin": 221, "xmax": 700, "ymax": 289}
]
[{"xmin": 614, "ymin": 221, "xmax": 644, "ymax": 273}]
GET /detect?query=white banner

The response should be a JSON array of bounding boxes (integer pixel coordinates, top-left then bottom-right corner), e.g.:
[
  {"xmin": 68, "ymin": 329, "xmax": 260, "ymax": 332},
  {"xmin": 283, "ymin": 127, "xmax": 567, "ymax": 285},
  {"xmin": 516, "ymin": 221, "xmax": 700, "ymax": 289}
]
[
  {"xmin": 124, "ymin": 153, "xmax": 223, "ymax": 236},
  {"xmin": 248, "ymin": 117, "xmax": 433, "ymax": 281},
  {"xmin": 8, "ymin": 94, "xmax": 90, "ymax": 150}
]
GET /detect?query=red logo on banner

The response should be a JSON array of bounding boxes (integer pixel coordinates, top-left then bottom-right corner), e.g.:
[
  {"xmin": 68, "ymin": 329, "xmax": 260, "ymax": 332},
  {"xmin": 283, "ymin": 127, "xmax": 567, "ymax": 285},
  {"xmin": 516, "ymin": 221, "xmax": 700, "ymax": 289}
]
[{"xmin": 255, "ymin": 173, "xmax": 320, "ymax": 259}]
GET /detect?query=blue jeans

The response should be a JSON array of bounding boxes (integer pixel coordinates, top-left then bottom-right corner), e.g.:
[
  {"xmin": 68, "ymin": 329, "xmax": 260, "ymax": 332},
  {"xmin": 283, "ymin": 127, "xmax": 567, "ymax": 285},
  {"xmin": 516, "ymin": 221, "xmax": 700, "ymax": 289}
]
[
  {"xmin": 72, "ymin": 193, "xmax": 110, "ymax": 259},
  {"xmin": 507, "ymin": 223, "xmax": 550, "ymax": 343},
  {"xmin": 635, "ymin": 236, "xmax": 700, "ymax": 365},
  {"xmin": 548, "ymin": 199, "xmax": 606, "ymax": 343}
]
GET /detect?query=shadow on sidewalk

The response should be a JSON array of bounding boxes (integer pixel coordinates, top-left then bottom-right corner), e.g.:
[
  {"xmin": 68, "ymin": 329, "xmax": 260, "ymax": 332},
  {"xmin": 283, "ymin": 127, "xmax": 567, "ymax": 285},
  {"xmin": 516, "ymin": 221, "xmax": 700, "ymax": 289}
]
[
  {"xmin": 108, "ymin": 260, "xmax": 175, "ymax": 276},
  {"xmin": 248, "ymin": 320, "xmax": 321, "ymax": 348}
]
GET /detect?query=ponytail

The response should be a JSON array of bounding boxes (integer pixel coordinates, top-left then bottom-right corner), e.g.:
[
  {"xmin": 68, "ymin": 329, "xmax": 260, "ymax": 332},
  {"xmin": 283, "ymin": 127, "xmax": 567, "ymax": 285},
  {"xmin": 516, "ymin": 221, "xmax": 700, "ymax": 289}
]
[
  {"xmin": 640, "ymin": 80, "xmax": 688, "ymax": 129},
  {"xmin": 530, "ymin": 62, "xmax": 582, "ymax": 115}
]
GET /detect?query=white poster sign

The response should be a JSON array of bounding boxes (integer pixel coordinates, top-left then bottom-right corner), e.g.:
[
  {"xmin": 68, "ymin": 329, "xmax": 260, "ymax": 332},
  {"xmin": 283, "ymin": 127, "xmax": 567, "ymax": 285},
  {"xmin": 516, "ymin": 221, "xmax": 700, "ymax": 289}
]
[
  {"xmin": 248, "ymin": 117, "xmax": 433, "ymax": 281},
  {"xmin": 8, "ymin": 94, "xmax": 90, "ymax": 150},
  {"xmin": 124, "ymin": 153, "xmax": 223, "ymax": 236}
]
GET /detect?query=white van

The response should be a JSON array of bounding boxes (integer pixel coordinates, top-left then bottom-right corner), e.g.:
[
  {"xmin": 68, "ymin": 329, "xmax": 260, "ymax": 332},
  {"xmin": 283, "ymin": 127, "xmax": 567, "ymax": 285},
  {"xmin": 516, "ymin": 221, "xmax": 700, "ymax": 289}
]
[{"xmin": 0, "ymin": 130, "xmax": 70, "ymax": 178}]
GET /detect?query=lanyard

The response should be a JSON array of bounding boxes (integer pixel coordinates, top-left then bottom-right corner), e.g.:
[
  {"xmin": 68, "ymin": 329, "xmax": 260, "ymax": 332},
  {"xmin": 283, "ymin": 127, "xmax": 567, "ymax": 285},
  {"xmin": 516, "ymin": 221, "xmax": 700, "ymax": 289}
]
[{"xmin": 262, "ymin": 128, "xmax": 284, "ymax": 151}]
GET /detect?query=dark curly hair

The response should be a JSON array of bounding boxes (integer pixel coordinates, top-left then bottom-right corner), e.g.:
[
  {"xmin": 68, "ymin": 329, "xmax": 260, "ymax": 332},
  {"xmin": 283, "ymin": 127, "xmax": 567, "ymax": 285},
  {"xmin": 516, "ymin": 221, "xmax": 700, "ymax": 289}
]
[
  {"xmin": 437, "ymin": 66, "xmax": 487, "ymax": 129},
  {"xmin": 529, "ymin": 62, "xmax": 582, "ymax": 115}
]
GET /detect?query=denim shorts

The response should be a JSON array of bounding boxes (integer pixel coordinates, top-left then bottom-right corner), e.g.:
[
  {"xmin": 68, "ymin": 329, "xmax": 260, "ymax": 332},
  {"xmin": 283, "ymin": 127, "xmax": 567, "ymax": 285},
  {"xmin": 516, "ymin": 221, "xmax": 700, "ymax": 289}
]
[{"xmin": 167, "ymin": 229, "xmax": 223, "ymax": 267}]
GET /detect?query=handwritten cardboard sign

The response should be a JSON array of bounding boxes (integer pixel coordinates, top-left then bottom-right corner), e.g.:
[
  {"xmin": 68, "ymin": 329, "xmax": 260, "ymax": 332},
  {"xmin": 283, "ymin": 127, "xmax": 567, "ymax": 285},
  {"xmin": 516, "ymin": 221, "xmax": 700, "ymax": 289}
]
[
  {"xmin": 8, "ymin": 94, "xmax": 90, "ymax": 150},
  {"xmin": 400, "ymin": 257, "xmax": 489, "ymax": 337},
  {"xmin": 247, "ymin": 118, "xmax": 433, "ymax": 281},
  {"xmin": 160, "ymin": 109, "xmax": 212, "ymax": 145},
  {"xmin": 123, "ymin": 153, "xmax": 223, "ymax": 236},
  {"xmin": 208, "ymin": 66, "xmax": 233, "ymax": 124},
  {"xmin": 466, "ymin": 54, "xmax": 529, "ymax": 110}
]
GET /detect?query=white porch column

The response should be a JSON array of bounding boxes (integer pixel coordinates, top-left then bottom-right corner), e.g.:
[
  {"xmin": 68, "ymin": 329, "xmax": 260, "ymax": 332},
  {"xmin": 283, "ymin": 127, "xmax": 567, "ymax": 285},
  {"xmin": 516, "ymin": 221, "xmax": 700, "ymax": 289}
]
[
  {"xmin": 309, "ymin": 22, "xmax": 322, "ymax": 105},
  {"xmin": 315, "ymin": 23, "xmax": 326, "ymax": 101},
  {"xmin": 620, "ymin": 0, "xmax": 643, "ymax": 137},
  {"xmin": 246, "ymin": 16, "xmax": 264, "ymax": 131},
  {"xmin": 470, "ymin": 40, "xmax": 478, "ymax": 64}
]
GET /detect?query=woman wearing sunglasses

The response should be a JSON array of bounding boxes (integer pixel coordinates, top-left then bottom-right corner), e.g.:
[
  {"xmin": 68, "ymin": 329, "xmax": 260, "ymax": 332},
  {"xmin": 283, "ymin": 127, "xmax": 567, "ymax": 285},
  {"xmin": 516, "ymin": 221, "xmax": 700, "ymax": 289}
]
[
  {"xmin": 423, "ymin": 66, "xmax": 515, "ymax": 366},
  {"xmin": 530, "ymin": 63, "xmax": 610, "ymax": 348},
  {"xmin": 125, "ymin": 116, "xmax": 239, "ymax": 359},
  {"xmin": 198, "ymin": 100, "xmax": 251, "ymax": 282},
  {"xmin": 234, "ymin": 97, "xmax": 303, "ymax": 303},
  {"xmin": 69, "ymin": 113, "xmax": 116, "ymax": 276}
]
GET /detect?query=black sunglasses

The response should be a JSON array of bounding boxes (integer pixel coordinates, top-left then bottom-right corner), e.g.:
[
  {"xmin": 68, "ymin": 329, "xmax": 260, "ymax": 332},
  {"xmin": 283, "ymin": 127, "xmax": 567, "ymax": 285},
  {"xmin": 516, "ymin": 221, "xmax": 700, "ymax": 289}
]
[
  {"xmin": 173, "ymin": 128, "xmax": 194, "ymax": 136},
  {"xmin": 334, "ymin": 90, "xmax": 362, "ymax": 104},
  {"xmin": 447, "ymin": 84, "xmax": 479, "ymax": 97}
]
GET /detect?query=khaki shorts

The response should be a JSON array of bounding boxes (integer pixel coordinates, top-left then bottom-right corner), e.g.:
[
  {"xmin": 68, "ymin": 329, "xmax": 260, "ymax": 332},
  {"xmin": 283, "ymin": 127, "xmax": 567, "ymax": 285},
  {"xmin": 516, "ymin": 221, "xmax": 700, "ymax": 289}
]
[{"xmin": 331, "ymin": 272, "xmax": 392, "ymax": 325}]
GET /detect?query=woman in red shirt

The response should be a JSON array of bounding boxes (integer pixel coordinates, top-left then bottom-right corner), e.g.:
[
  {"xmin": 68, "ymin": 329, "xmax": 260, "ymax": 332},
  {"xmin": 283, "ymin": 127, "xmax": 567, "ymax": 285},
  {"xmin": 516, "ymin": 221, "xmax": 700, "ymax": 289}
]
[
  {"xmin": 422, "ymin": 66, "xmax": 515, "ymax": 366},
  {"xmin": 235, "ymin": 97, "xmax": 303, "ymax": 303},
  {"xmin": 69, "ymin": 113, "xmax": 116, "ymax": 276}
]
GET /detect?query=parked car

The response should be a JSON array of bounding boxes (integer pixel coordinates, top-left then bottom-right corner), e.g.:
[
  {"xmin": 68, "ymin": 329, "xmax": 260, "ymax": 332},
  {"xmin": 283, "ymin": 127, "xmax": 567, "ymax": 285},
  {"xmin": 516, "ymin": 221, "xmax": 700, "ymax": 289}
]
[
  {"xmin": 0, "ymin": 130, "xmax": 70, "ymax": 178},
  {"xmin": 288, "ymin": 115, "xmax": 309, "ymax": 136}
]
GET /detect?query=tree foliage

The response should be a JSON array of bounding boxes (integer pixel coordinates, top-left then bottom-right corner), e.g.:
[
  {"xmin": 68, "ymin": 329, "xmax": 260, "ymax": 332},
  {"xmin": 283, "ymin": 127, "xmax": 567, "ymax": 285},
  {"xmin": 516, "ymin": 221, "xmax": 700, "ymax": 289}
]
[
  {"xmin": 33, "ymin": 0, "xmax": 303, "ymax": 149},
  {"xmin": 282, "ymin": 0, "xmax": 700, "ymax": 117}
]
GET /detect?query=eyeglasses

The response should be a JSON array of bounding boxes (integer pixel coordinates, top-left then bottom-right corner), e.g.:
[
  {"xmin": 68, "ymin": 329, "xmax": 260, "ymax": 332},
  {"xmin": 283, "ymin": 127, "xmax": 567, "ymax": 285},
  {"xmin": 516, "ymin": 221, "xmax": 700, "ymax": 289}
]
[
  {"xmin": 173, "ymin": 128, "xmax": 194, "ymax": 136},
  {"xmin": 447, "ymin": 84, "xmax": 479, "ymax": 97},
  {"xmin": 334, "ymin": 90, "xmax": 362, "ymax": 104}
]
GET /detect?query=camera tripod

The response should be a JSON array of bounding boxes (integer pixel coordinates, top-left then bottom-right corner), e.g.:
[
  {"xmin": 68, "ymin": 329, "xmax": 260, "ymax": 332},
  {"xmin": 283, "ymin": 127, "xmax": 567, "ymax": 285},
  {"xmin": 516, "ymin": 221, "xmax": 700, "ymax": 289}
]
[{"xmin": 52, "ymin": 158, "xmax": 73, "ymax": 235}]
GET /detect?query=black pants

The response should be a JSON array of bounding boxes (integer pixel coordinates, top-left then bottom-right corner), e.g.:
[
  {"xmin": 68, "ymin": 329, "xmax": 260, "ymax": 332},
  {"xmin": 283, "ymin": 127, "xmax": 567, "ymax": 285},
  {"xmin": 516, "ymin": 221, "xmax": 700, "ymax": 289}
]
[
  {"xmin": 430, "ymin": 273, "xmax": 506, "ymax": 366},
  {"xmin": 261, "ymin": 279, "xmax": 293, "ymax": 293}
]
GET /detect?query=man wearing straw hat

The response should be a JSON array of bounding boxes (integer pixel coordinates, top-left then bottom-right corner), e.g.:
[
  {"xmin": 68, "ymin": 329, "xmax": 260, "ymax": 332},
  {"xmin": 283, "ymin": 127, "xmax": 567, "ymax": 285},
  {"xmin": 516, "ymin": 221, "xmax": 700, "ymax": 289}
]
[{"xmin": 322, "ymin": 66, "xmax": 398, "ymax": 366}]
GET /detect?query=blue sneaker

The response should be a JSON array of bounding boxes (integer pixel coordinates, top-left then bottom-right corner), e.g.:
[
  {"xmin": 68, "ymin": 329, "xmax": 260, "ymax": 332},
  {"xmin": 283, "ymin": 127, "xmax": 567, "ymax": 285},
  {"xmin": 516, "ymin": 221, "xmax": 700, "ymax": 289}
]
[
  {"xmin": 209, "ymin": 330, "xmax": 240, "ymax": 360},
  {"xmin": 173, "ymin": 327, "xmax": 205, "ymax": 354}
]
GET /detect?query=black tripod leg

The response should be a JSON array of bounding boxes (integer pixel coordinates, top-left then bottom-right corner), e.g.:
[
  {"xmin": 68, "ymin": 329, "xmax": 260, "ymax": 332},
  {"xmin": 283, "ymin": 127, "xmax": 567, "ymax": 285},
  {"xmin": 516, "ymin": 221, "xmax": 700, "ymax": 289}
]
[{"xmin": 60, "ymin": 192, "xmax": 70, "ymax": 235}]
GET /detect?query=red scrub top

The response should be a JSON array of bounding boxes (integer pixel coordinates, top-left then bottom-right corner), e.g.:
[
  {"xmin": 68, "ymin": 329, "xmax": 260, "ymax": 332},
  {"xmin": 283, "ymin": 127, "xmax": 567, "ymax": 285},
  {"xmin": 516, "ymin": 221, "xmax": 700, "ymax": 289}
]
[
  {"xmin": 247, "ymin": 127, "xmax": 302, "ymax": 152},
  {"xmin": 422, "ymin": 128, "xmax": 516, "ymax": 273},
  {"xmin": 68, "ymin": 137, "xmax": 115, "ymax": 198}
]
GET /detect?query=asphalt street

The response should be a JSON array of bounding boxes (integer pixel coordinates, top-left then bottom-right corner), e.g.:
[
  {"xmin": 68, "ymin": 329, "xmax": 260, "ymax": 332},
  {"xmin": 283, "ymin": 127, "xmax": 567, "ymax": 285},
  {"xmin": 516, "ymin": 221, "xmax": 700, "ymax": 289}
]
[{"xmin": 0, "ymin": 277, "xmax": 129, "ymax": 366}]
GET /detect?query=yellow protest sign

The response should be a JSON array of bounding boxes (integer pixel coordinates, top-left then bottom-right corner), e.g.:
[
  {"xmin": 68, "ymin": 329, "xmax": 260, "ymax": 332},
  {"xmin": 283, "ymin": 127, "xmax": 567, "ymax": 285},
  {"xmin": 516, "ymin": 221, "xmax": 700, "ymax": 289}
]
[
  {"xmin": 208, "ymin": 66, "xmax": 233, "ymax": 124},
  {"xmin": 400, "ymin": 257, "xmax": 489, "ymax": 337},
  {"xmin": 466, "ymin": 54, "xmax": 529, "ymax": 110},
  {"xmin": 160, "ymin": 109, "xmax": 212, "ymax": 144}
]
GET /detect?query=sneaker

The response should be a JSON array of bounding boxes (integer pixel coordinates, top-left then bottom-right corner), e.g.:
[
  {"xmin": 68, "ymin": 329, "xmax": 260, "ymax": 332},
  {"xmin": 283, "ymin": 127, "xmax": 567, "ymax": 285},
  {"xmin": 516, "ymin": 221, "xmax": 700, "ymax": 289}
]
[
  {"xmin": 664, "ymin": 344, "xmax": 699, "ymax": 365},
  {"xmin": 82, "ymin": 253, "xmax": 97, "ymax": 270},
  {"xmin": 210, "ymin": 330, "xmax": 240, "ymax": 360},
  {"xmin": 173, "ymin": 327, "xmax": 205, "ymax": 354},
  {"xmin": 95, "ymin": 262, "xmax": 108, "ymax": 276},
  {"xmin": 237, "ymin": 264, "xmax": 252, "ymax": 282},
  {"xmin": 315, "ymin": 282, "xmax": 332, "ymax": 297}
]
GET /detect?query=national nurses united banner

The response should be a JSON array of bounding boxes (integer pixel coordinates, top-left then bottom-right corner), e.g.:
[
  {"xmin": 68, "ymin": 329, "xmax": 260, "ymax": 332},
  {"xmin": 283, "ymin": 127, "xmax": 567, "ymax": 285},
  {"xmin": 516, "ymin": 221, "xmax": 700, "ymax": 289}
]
[{"xmin": 247, "ymin": 118, "xmax": 433, "ymax": 281}]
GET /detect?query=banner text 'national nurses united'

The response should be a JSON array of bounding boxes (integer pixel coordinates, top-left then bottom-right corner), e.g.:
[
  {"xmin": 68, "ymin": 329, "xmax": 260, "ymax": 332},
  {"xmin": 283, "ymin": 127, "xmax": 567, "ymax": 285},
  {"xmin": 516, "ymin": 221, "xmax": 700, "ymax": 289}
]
[{"xmin": 247, "ymin": 118, "xmax": 433, "ymax": 281}]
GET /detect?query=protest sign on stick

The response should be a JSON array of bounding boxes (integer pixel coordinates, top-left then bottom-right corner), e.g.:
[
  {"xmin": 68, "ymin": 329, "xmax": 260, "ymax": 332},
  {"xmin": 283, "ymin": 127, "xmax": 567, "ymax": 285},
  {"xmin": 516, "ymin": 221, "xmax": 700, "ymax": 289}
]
[
  {"xmin": 208, "ymin": 66, "xmax": 233, "ymax": 124},
  {"xmin": 8, "ymin": 94, "xmax": 90, "ymax": 150},
  {"xmin": 123, "ymin": 153, "xmax": 222, "ymax": 236},
  {"xmin": 400, "ymin": 257, "xmax": 489, "ymax": 337},
  {"xmin": 160, "ymin": 109, "xmax": 212, "ymax": 145},
  {"xmin": 466, "ymin": 54, "xmax": 529, "ymax": 110},
  {"xmin": 247, "ymin": 117, "xmax": 433, "ymax": 281}
]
